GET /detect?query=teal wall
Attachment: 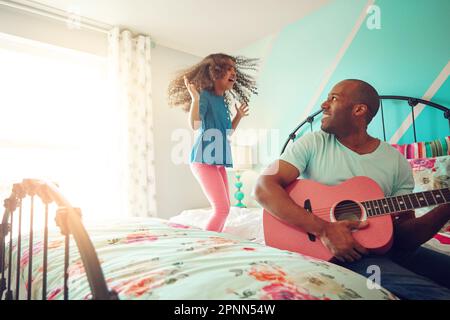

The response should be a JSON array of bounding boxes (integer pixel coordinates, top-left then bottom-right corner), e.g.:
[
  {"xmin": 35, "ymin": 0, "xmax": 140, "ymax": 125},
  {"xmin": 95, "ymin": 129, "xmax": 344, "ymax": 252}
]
[{"xmin": 236, "ymin": 0, "xmax": 450, "ymax": 163}]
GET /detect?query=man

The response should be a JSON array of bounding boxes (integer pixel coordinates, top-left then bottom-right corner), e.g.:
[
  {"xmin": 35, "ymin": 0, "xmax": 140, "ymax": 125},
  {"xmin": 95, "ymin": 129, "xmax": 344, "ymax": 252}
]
[{"xmin": 255, "ymin": 79, "xmax": 450, "ymax": 299}]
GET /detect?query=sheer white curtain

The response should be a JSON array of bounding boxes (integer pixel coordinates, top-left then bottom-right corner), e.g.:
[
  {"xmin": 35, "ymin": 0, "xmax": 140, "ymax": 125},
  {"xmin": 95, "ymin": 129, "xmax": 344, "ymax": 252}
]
[{"xmin": 108, "ymin": 27, "xmax": 157, "ymax": 217}]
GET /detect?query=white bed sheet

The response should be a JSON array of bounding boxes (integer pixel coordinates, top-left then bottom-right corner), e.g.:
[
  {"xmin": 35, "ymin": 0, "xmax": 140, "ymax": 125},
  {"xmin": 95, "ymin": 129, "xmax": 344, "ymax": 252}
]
[{"xmin": 169, "ymin": 206, "xmax": 265, "ymax": 244}]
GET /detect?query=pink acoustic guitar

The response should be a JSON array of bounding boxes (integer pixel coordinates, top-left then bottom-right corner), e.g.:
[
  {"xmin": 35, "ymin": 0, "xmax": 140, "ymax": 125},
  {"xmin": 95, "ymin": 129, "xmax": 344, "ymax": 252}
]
[{"xmin": 263, "ymin": 176, "xmax": 450, "ymax": 261}]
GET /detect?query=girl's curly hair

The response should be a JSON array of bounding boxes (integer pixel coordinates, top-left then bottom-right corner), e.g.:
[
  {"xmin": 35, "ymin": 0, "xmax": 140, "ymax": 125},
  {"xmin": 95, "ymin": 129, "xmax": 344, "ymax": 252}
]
[{"xmin": 167, "ymin": 53, "xmax": 258, "ymax": 112}]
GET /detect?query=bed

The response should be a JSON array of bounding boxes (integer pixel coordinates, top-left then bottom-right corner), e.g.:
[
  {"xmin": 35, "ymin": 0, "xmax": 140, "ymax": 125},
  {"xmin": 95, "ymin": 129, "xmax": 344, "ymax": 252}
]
[
  {"xmin": 6, "ymin": 216, "xmax": 402, "ymax": 300},
  {"xmin": 0, "ymin": 183, "xmax": 395, "ymax": 300},
  {"xmin": 1, "ymin": 95, "xmax": 449, "ymax": 300}
]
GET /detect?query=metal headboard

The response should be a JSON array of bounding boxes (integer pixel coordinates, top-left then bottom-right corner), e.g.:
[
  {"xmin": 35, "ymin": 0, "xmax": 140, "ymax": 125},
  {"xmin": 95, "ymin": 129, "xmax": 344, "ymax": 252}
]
[
  {"xmin": 0, "ymin": 179, "xmax": 118, "ymax": 300},
  {"xmin": 281, "ymin": 95, "xmax": 450, "ymax": 155}
]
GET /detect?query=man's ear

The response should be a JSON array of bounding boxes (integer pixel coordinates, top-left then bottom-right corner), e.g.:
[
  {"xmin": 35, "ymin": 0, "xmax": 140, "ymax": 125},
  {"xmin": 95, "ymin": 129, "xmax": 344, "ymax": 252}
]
[{"xmin": 354, "ymin": 103, "xmax": 368, "ymax": 117}]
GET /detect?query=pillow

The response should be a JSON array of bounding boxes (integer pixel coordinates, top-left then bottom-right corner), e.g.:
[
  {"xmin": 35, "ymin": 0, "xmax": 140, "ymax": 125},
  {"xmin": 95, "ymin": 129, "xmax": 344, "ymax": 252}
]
[
  {"xmin": 408, "ymin": 156, "xmax": 449, "ymax": 195},
  {"xmin": 392, "ymin": 136, "xmax": 450, "ymax": 159},
  {"xmin": 419, "ymin": 160, "xmax": 450, "ymax": 256},
  {"xmin": 408, "ymin": 155, "xmax": 450, "ymax": 235}
]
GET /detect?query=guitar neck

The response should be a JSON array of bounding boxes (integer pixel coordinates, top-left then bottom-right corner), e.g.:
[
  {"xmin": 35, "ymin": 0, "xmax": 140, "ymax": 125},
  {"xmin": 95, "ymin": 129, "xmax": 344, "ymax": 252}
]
[{"xmin": 362, "ymin": 188, "xmax": 450, "ymax": 217}]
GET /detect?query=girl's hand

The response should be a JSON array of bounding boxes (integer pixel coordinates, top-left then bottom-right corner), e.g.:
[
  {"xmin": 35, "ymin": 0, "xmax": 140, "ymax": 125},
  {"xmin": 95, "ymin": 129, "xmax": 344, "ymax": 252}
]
[
  {"xmin": 234, "ymin": 103, "xmax": 249, "ymax": 119},
  {"xmin": 184, "ymin": 76, "xmax": 199, "ymax": 101}
]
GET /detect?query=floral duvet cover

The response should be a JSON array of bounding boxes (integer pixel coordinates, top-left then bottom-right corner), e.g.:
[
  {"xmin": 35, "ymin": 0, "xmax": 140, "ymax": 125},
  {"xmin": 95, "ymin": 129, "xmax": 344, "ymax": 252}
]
[{"xmin": 6, "ymin": 217, "xmax": 396, "ymax": 300}]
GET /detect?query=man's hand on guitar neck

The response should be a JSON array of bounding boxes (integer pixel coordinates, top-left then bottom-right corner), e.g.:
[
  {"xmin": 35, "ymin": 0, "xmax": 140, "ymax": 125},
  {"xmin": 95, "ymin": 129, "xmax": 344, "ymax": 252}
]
[{"xmin": 319, "ymin": 220, "xmax": 369, "ymax": 263}]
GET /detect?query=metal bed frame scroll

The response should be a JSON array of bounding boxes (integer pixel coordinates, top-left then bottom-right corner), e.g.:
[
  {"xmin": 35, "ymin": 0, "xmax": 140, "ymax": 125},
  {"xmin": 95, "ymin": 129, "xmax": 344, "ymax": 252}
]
[{"xmin": 0, "ymin": 179, "xmax": 118, "ymax": 300}]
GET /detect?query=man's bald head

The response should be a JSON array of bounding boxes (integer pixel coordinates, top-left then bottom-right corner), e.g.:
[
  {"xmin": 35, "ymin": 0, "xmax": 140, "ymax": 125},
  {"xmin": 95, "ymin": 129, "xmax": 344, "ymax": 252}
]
[{"xmin": 340, "ymin": 79, "xmax": 380, "ymax": 124}]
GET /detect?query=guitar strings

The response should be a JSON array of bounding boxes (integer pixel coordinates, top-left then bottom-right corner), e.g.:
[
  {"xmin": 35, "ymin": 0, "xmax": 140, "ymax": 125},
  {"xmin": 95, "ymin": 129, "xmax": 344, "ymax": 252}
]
[
  {"xmin": 292, "ymin": 195, "xmax": 447, "ymax": 217},
  {"xmin": 279, "ymin": 202, "xmax": 434, "ymax": 219},
  {"xmin": 306, "ymin": 204, "xmax": 417, "ymax": 215},
  {"xmin": 308, "ymin": 197, "xmax": 446, "ymax": 214},
  {"xmin": 271, "ymin": 189, "xmax": 450, "ymax": 220},
  {"xmin": 298, "ymin": 202, "xmax": 409, "ymax": 214},
  {"xmin": 285, "ymin": 190, "xmax": 449, "ymax": 216}
]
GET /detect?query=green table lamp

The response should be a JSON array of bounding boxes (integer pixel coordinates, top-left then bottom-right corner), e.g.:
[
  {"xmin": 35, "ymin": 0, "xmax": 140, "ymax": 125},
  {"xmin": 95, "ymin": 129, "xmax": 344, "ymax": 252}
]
[{"xmin": 231, "ymin": 145, "xmax": 253, "ymax": 208}]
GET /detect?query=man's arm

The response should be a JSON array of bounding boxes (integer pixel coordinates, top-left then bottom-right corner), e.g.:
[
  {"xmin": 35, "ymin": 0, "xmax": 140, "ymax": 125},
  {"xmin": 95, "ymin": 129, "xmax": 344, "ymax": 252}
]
[
  {"xmin": 254, "ymin": 160, "xmax": 369, "ymax": 262},
  {"xmin": 255, "ymin": 160, "xmax": 327, "ymax": 236},
  {"xmin": 393, "ymin": 204, "xmax": 450, "ymax": 250}
]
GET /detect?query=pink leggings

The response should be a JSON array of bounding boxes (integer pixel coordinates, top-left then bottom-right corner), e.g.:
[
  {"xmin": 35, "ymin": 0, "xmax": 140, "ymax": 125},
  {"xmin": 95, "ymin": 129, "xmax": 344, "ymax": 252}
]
[{"xmin": 190, "ymin": 163, "xmax": 230, "ymax": 232}]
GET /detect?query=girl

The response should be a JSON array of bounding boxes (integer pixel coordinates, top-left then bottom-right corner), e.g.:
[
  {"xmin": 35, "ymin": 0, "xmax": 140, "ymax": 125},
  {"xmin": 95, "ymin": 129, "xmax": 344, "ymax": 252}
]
[{"xmin": 168, "ymin": 53, "xmax": 258, "ymax": 232}]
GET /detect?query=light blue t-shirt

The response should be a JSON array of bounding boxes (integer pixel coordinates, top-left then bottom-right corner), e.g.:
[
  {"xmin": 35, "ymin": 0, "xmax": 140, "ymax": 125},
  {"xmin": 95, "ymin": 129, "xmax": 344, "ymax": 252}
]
[
  {"xmin": 190, "ymin": 90, "xmax": 233, "ymax": 167},
  {"xmin": 280, "ymin": 130, "xmax": 414, "ymax": 197}
]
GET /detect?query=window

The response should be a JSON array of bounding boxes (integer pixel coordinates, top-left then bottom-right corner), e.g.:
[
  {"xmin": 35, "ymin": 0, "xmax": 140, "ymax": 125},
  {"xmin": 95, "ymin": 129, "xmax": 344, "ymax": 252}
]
[{"xmin": 0, "ymin": 32, "xmax": 124, "ymax": 221}]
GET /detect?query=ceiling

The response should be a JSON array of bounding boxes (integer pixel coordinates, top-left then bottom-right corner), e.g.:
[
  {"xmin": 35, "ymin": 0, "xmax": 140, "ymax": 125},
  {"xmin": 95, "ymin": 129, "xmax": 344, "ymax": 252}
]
[{"xmin": 26, "ymin": 0, "xmax": 331, "ymax": 57}]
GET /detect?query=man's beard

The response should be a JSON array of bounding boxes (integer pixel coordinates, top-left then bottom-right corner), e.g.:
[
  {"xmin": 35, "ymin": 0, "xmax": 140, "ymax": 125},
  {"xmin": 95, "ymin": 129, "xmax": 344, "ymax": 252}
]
[{"xmin": 321, "ymin": 119, "xmax": 335, "ymax": 134}]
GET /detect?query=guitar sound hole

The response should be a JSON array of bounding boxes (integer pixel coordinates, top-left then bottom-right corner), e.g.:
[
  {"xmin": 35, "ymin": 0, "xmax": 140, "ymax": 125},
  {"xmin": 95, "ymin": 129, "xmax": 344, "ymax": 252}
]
[{"xmin": 333, "ymin": 200, "xmax": 362, "ymax": 222}]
